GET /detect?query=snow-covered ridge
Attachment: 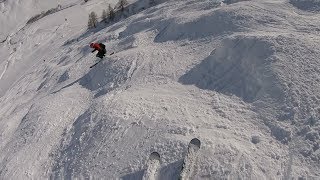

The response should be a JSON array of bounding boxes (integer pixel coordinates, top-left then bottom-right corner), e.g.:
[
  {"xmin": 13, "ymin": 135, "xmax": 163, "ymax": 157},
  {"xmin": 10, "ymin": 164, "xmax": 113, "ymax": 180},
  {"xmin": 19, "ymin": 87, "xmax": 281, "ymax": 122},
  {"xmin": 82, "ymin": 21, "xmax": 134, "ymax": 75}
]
[
  {"xmin": 0, "ymin": 0, "xmax": 74, "ymax": 40},
  {"xmin": 26, "ymin": 3, "xmax": 77, "ymax": 25},
  {"xmin": 0, "ymin": 0, "xmax": 320, "ymax": 179}
]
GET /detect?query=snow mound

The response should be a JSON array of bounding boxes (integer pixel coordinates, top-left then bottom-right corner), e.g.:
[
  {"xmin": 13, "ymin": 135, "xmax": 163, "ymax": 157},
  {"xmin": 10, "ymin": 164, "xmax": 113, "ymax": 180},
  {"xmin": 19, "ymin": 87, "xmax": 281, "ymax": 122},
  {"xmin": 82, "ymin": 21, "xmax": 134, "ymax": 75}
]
[
  {"xmin": 180, "ymin": 32, "xmax": 320, "ymax": 143},
  {"xmin": 179, "ymin": 35, "xmax": 278, "ymax": 103},
  {"xmin": 78, "ymin": 56, "xmax": 132, "ymax": 98},
  {"xmin": 119, "ymin": 1, "xmax": 228, "ymax": 42}
]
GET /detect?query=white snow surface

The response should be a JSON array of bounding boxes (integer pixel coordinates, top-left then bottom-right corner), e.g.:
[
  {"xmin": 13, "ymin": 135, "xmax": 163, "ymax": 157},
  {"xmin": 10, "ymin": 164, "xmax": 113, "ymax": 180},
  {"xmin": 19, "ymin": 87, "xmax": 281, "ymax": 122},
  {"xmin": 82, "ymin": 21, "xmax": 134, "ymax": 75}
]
[{"xmin": 0, "ymin": 0, "xmax": 320, "ymax": 179}]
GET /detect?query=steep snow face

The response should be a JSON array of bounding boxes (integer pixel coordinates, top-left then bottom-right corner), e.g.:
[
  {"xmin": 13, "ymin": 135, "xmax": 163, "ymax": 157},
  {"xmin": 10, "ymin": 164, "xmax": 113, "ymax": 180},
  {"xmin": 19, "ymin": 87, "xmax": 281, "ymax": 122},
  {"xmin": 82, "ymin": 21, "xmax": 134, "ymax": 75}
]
[
  {"xmin": 180, "ymin": 36, "xmax": 277, "ymax": 103},
  {"xmin": 0, "ymin": 4, "xmax": 85, "ymax": 96},
  {"xmin": 0, "ymin": 0, "xmax": 122, "ymax": 96},
  {"xmin": 0, "ymin": 0, "xmax": 320, "ymax": 179}
]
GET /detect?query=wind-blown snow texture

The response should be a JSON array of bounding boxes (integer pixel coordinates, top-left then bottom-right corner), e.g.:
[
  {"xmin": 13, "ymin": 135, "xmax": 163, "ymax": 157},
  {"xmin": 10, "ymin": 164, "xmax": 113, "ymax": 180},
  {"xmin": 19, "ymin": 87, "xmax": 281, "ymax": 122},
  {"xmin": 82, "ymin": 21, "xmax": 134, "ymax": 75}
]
[{"xmin": 0, "ymin": 0, "xmax": 320, "ymax": 179}]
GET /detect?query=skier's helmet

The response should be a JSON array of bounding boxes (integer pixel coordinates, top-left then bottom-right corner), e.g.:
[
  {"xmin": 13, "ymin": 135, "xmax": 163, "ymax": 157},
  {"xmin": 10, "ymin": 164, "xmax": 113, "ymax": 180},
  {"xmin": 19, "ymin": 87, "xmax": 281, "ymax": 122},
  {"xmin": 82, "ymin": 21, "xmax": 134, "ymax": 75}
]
[{"xmin": 90, "ymin": 43, "xmax": 94, "ymax": 48}]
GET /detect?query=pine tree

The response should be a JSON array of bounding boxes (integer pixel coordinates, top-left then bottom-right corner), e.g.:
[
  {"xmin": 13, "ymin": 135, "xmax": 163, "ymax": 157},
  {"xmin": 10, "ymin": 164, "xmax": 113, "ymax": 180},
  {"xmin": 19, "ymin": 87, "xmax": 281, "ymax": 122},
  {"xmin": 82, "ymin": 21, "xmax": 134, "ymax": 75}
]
[
  {"xmin": 118, "ymin": 0, "xmax": 128, "ymax": 12},
  {"xmin": 102, "ymin": 9, "xmax": 108, "ymax": 23},
  {"xmin": 88, "ymin": 11, "xmax": 98, "ymax": 29},
  {"xmin": 150, "ymin": 0, "xmax": 156, "ymax": 5},
  {"xmin": 108, "ymin": 4, "xmax": 115, "ymax": 21}
]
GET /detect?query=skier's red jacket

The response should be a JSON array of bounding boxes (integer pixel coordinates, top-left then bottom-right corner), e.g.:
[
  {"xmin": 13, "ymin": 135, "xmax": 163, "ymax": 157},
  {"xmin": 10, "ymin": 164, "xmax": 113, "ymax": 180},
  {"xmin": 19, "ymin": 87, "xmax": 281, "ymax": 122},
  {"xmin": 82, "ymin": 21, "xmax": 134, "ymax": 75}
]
[{"xmin": 90, "ymin": 43, "xmax": 103, "ymax": 51}]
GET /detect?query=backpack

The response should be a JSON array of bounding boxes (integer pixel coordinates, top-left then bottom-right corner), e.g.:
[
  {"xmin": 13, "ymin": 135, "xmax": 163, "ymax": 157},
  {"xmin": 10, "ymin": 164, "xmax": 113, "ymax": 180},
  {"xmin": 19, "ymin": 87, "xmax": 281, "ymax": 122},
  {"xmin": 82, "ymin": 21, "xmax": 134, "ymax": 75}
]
[{"xmin": 99, "ymin": 43, "xmax": 106, "ymax": 50}]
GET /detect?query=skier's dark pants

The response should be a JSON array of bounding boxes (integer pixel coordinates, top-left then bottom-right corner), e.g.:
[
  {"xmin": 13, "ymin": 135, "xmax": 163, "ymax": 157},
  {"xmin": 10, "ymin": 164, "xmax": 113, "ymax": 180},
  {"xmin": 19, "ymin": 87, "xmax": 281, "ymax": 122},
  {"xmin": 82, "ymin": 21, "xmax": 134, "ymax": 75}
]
[{"xmin": 96, "ymin": 50, "xmax": 106, "ymax": 59}]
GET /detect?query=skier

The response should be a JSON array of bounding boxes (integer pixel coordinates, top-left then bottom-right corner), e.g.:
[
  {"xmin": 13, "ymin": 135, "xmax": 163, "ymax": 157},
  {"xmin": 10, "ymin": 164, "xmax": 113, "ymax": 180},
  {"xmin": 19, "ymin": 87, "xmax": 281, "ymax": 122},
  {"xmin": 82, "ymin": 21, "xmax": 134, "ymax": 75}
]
[{"xmin": 90, "ymin": 42, "xmax": 106, "ymax": 59}]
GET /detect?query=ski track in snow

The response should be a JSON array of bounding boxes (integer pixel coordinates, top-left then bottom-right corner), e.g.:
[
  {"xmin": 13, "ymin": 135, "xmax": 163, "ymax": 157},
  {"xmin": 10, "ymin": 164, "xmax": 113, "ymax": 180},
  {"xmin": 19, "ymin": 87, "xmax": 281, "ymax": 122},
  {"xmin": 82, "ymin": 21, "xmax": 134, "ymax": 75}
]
[
  {"xmin": 0, "ymin": 0, "xmax": 320, "ymax": 179},
  {"xmin": 0, "ymin": 61, "xmax": 9, "ymax": 80}
]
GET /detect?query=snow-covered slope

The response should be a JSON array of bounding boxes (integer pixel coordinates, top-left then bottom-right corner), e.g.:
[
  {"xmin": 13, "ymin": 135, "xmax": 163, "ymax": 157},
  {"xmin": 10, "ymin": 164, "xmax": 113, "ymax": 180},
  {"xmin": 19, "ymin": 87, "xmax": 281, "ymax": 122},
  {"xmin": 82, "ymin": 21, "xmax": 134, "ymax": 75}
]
[
  {"xmin": 0, "ymin": 0, "xmax": 320, "ymax": 179},
  {"xmin": 0, "ymin": 0, "xmax": 77, "ymax": 41},
  {"xmin": 0, "ymin": 0, "xmax": 123, "ymax": 96}
]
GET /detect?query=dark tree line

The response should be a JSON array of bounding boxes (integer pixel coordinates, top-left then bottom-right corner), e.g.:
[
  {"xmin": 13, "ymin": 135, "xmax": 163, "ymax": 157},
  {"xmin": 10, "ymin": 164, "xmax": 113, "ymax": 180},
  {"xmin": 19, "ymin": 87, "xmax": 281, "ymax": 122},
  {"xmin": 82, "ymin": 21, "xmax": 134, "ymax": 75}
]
[{"xmin": 88, "ymin": 0, "xmax": 126, "ymax": 29}]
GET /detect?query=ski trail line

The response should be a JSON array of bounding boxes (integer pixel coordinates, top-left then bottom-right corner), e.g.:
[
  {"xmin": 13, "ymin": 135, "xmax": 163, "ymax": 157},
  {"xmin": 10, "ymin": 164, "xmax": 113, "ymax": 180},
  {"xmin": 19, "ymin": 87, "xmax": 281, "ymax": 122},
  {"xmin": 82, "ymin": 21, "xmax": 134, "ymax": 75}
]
[
  {"xmin": 179, "ymin": 147, "xmax": 198, "ymax": 180},
  {"xmin": 0, "ymin": 61, "xmax": 9, "ymax": 80}
]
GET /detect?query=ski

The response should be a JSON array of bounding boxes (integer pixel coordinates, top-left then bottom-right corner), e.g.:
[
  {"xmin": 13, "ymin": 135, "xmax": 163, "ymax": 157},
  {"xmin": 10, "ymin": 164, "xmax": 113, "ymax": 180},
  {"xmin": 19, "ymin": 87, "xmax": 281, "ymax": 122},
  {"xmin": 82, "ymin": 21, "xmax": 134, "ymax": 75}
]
[
  {"xmin": 89, "ymin": 59, "xmax": 103, "ymax": 68},
  {"xmin": 178, "ymin": 138, "xmax": 201, "ymax": 180},
  {"xmin": 142, "ymin": 152, "xmax": 161, "ymax": 180},
  {"xmin": 89, "ymin": 52, "xmax": 114, "ymax": 68}
]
